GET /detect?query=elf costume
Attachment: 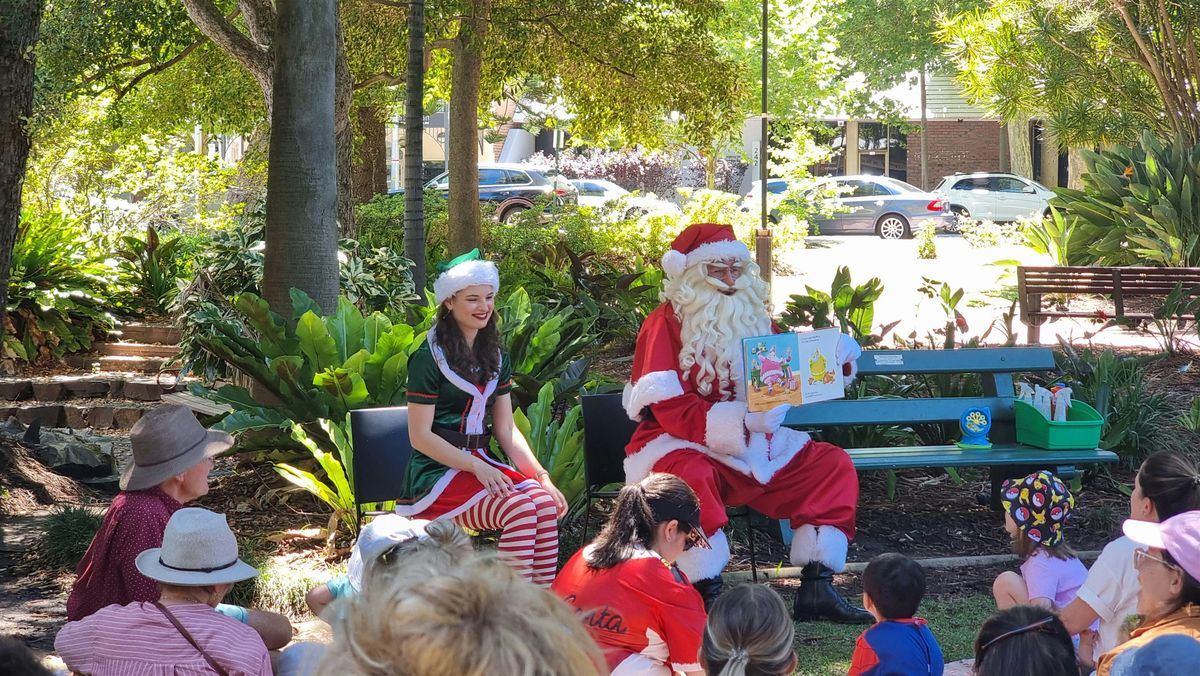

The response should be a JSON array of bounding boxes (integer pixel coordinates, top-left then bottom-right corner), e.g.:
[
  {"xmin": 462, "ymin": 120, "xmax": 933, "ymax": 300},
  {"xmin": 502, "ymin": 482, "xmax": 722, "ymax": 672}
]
[
  {"xmin": 400, "ymin": 250, "xmax": 559, "ymax": 585},
  {"xmin": 624, "ymin": 223, "xmax": 870, "ymax": 622}
]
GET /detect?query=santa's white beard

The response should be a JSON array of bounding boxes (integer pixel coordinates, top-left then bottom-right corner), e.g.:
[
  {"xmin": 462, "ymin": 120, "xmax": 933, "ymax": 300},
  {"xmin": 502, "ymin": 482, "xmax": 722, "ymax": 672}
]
[{"xmin": 664, "ymin": 263, "xmax": 772, "ymax": 398}]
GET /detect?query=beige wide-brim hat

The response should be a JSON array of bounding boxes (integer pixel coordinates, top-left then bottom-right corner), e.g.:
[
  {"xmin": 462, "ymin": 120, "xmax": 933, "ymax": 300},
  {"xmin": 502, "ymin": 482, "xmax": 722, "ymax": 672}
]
[
  {"xmin": 135, "ymin": 507, "xmax": 259, "ymax": 586},
  {"xmin": 120, "ymin": 405, "xmax": 235, "ymax": 491}
]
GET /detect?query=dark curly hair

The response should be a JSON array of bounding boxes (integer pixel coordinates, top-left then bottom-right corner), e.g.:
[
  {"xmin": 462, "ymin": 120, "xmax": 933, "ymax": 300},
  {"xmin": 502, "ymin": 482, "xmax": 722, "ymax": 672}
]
[{"xmin": 435, "ymin": 304, "xmax": 502, "ymax": 385}]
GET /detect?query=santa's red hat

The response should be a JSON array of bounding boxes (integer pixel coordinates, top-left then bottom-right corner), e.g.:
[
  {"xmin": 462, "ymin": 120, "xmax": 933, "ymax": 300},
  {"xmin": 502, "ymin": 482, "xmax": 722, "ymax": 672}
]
[{"xmin": 661, "ymin": 223, "xmax": 751, "ymax": 278}]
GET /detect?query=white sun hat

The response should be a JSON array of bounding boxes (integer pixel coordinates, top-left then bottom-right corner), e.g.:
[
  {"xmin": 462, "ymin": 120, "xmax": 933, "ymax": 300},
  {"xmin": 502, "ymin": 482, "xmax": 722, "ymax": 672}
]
[
  {"xmin": 347, "ymin": 514, "xmax": 432, "ymax": 591},
  {"xmin": 135, "ymin": 508, "xmax": 259, "ymax": 586}
]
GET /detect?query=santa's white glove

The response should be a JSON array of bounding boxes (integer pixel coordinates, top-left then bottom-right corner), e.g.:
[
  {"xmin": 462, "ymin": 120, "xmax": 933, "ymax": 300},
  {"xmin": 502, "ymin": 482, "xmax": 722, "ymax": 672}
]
[
  {"xmin": 745, "ymin": 404, "xmax": 790, "ymax": 434},
  {"xmin": 836, "ymin": 333, "xmax": 862, "ymax": 382}
]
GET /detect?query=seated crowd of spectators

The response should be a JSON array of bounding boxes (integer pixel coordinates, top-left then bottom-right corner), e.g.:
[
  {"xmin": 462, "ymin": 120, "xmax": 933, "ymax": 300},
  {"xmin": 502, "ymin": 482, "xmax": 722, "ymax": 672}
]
[{"xmin": 7, "ymin": 405, "xmax": 1200, "ymax": 674}]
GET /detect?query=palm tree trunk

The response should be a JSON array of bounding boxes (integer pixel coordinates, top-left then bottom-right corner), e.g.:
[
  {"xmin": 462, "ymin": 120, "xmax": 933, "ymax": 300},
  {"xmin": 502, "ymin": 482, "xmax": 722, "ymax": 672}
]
[
  {"xmin": 0, "ymin": 0, "xmax": 45, "ymax": 316},
  {"xmin": 446, "ymin": 0, "xmax": 492, "ymax": 256},
  {"xmin": 1007, "ymin": 115, "xmax": 1034, "ymax": 179},
  {"xmin": 262, "ymin": 0, "xmax": 340, "ymax": 315},
  {"xmin": 404, "ymin": 0, "xmax": 427, "ymax": 294}
]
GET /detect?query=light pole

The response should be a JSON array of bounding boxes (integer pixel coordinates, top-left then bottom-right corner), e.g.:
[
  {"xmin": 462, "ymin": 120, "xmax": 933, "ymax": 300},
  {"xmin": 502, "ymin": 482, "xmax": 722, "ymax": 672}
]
[{"xmin": 756, "ymin": 0, "xmax": 773, "ymax": 287}]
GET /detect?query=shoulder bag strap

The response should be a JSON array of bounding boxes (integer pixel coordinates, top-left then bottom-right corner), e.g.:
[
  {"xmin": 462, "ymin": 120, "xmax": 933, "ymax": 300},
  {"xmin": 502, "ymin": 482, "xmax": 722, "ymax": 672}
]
[{"xmin": 153, "ymin": 602, "xmax": 232, "ymax": 676}]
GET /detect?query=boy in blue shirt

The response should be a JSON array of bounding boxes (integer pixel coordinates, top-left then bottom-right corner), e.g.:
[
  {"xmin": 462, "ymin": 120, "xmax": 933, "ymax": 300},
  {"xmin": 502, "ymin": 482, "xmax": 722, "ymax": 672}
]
[{"xmin": 849, "ymin": 553, "xmax": 944, "ymax": 676}]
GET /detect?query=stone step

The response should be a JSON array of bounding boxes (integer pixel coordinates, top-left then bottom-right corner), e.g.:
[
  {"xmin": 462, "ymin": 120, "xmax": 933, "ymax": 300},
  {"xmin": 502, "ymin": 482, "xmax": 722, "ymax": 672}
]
[
  {"xmin": 0, "ymin": 376, "xmax": 169, "ymax": 402},
  {"xmin": 66, "ymin": 354, "xmax": 169, "ymax": 374},
  {"xmin": 2, "ymin": 400, "xmax": 156, "ymax": 430},
  {"xmin": 93, "ymin": 342, "xmax": 179, "ymax": 358},
  {"xmin": 110, "ymin": 323, "xmax": 181, "ymax": 345}
]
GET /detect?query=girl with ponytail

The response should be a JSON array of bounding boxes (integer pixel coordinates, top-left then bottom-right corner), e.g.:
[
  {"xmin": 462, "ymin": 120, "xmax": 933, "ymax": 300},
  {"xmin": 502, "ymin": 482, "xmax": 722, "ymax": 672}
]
[
  {"xmin": 701, "ymin": 584, "xmax": 796, "ymax": 676},
  {"xmin": 1059, "ymin": 450, "xmax": 1200, "ymax": 667},
  {"xmin": 552, "ymin": 473, "xmax": 709, "ymax": 675}
]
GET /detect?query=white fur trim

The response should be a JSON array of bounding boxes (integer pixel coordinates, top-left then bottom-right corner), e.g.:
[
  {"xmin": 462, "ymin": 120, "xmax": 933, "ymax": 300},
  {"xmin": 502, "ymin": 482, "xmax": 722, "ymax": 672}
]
[
  {"xmin": 433, "ymin": 259, "xmax": 499, "ymax": 304},
  {"xmin": 684, "ymin": 240, "xmax": 750, "ymax": 269},
  {"xmin": 675, "ymin": 529, "xmax": 730, "ymax": 581},
  {"xmin": 624, "ymin": 433, "xmax": 712, "ymax": 485},
  {"xmin": 705, "ymin": 401, "xmax": 748, "ymax": 456},
  {"xmin": 662, "ymin": 249, "xmax": 687, "ymax": 278},
  {"xmin": 743, "ymin": 427, "xmax": 811, "ymax": 484},
  {"xmin": 623, "ymin": 371, "xmax": 686, "ymax": 420},
  {"xmin": 789, "ymin": 524, "xmax": 819, "ymax": 568},
  {"xmin": 790, "ymin": 524, "xmax": 849, "ymax": 571}
]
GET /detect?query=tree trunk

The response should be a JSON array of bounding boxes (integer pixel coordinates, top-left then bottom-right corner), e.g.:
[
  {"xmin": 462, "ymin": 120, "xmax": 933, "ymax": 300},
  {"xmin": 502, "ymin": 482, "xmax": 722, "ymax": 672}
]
[
  {"xmin": 1067, "ymin": 146, "xmax": 1087, "ymax": 190},
  {"xmin": 1007, "ymin": 115, "xmax": 1034, "ymax": 178},
  {"xmin": 404, "ymin": 0, "xmax": 427, "ymax": 295},
  {"xmin": 263, "ymin": 0, "xmax": 340, "ymax": 316},
  {"xmin": 352, "ymin": 105, "xmax": 388, "ymax": 203},
  {"xmin": 446, "ymin": 0, "xmax": 492, "ymax": 256},
  {"xmin": 0, "ymin": 0, "xmax": 44, "ymax": 318},
  {"xmin": 704, "ymin": 150, "xmax": 717, "ymax": 190},
  {"xmin": 334, "ymin": 21, "xmax": 356, "ymax": 238}
]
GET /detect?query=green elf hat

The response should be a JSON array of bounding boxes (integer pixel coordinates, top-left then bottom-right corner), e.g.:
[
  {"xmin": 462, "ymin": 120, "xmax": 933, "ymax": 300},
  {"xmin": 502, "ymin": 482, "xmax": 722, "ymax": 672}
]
[
  {"xmin": 433, "ymin": 248, "xmax": 499, "ymax": 304},
  {"xmin": 1000, "ymin": 470, "xmax": 1075, "ymax": 548}
]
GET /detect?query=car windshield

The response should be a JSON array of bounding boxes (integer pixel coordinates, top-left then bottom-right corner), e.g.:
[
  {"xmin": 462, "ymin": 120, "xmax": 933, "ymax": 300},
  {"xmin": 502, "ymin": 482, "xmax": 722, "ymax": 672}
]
[{"xmin": 1031, "ymin": 179, "xmax": 1051, "ymax": 192}]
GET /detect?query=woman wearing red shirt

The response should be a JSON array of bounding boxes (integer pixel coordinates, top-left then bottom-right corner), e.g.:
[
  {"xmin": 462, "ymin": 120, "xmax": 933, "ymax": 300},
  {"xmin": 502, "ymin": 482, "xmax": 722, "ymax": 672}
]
[{"xmin": 553, "ymin": 473, "xmax": 709, "ymax": 675}]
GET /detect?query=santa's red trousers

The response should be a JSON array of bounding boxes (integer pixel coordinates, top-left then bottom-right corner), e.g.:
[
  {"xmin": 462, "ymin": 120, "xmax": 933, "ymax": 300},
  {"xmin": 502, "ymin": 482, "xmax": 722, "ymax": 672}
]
[{"xmin": 652, "ymin": 440, "xmax": 858, "ymax": 539}]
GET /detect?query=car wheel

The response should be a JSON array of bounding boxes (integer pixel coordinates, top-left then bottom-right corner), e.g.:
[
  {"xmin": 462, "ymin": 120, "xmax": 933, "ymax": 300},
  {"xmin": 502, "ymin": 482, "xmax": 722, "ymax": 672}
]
[
  {"xmin": 948, "ymin": 207, "xmax": 970, "ymax": 233},
  {"xmin": 876, "ymin": 214, "xmax": 910, "ymax": 240},
  {"xmin": 500, "ymin": 206, "xmax": 527, "ymax": 224}
]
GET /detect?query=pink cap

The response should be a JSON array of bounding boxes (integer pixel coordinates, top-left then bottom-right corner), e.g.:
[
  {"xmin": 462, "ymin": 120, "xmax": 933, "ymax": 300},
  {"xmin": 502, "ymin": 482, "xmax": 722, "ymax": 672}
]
[{"xmin": 1124, "ymin": 510, "xmax": 1200, "ymax": 580}]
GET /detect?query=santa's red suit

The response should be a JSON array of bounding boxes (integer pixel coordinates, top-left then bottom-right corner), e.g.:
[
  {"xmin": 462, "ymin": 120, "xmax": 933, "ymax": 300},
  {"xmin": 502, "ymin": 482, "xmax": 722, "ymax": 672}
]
[{"xmin": 622, "ymin": 223, "xmax": 868, "ymax": 622}]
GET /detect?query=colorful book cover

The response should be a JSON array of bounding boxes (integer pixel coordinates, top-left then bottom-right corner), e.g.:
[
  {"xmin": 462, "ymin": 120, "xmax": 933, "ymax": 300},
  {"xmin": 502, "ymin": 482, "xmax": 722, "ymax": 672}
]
[{"xmin": 741, "ymin": 328, "xmax": 845, "ymax": 412}]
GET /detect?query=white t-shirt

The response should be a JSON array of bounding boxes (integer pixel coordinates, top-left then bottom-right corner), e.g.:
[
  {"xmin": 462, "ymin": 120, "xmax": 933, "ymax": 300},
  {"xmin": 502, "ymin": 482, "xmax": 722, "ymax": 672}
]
[{"xmin": 1075, "ymin": 536, "xmax": 1141, "ymax": 660}]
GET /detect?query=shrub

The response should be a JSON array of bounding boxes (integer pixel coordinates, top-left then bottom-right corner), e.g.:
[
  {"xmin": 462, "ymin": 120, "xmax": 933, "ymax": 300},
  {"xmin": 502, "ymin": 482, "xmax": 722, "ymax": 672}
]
[
  {"xmin": 916, "ymin": 220, "xmax": 938, "ymax": 259},
  {"xmin": 1055, "ymin": 131, "xmax": 1200, "ymax": 266},
  {"xmin": 777, "ymin": 266, "xmax": 888, "ymax": 346},
  {"xmin": 6, "ymin": 210, "xmax": 114, "ymax": 363},
  {"xmin": 958, "ymin": 218, "xmax": 1027, "ymax": 249},
  {"xmin": 112, "ymin": 224, "xmax": 194, "ymax": 318},
  {"xmin": 524, "ymin": 149, "xmax": 680, "ymax": 198},
  {"xmin": 40, "ymin": 505, "xmax": 102, "ymax": 571}
]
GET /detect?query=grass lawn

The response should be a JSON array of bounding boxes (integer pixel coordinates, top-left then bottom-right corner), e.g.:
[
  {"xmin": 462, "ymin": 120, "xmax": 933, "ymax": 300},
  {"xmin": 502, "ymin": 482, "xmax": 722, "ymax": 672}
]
[{"xmin": 792, "ymin": 592, "xmax": 993, "ymax": 675}]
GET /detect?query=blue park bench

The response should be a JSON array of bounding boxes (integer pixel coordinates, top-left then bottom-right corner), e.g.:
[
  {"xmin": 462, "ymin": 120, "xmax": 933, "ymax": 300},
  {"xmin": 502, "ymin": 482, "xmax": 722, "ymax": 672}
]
[{"xmin": 580, "ymin": 345, "xmax": 1118, "ymax": 552}]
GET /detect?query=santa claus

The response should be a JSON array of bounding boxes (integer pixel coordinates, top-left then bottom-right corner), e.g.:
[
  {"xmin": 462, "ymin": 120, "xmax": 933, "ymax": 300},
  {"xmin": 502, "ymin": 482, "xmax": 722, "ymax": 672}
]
[{"xmin": 623, "ymin": 222, "xmax": 870, "ymax": 623}]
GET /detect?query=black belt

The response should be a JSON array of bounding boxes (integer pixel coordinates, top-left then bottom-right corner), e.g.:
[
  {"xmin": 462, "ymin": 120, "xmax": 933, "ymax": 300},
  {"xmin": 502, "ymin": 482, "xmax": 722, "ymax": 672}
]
[{"xmin": 433, "ymin": 425, "xmax": 493, "ymax": 449}]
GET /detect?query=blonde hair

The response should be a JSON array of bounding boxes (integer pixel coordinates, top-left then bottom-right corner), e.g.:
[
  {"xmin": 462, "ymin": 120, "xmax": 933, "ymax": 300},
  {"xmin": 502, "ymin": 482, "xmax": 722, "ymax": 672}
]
[
  {"xmin": 701, "ymin": 585, "xmax": 795, "ymax": 676},
  {"xmin": 662, "ymin": 259, "xmax": 771, "ymax": 398},
  {"xmin": 317, "ymin": 551, "xmax": 607, "ymax": 676}
]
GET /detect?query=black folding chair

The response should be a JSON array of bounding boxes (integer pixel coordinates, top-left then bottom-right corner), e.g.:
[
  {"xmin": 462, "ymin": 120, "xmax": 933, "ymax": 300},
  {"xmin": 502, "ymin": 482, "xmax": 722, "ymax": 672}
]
[
  {"xmin": 349, "ymin": 406, "xmax": 414, "ymax": 526},
  {"xmin": 580, "ymin": 393, "xmax": 759, "ymax": 582}
]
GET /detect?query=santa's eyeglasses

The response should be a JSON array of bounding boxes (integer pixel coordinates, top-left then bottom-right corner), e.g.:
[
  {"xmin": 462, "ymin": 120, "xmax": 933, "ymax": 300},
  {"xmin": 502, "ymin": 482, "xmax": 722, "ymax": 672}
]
[{"xmin": 703, "ymin": 262, "xmax": 744, "ymax": 282}]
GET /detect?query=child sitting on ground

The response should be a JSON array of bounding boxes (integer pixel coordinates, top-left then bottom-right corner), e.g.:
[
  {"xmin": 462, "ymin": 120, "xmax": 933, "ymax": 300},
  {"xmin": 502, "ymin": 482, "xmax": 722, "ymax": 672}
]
[
  {"xmin": 992, "ymin": 472, "xmax": 1092, "ymax": 610},
  {"xmin": 849, "ymin": 552, "xmax": 944, "ymax": 676},
  {"xmin": 701, "ymin": 584, "xmax": 796, "ymax": 676},
  {"xmin": 305, "ymin": 515, "xmax": 470, "ymax": 620}
]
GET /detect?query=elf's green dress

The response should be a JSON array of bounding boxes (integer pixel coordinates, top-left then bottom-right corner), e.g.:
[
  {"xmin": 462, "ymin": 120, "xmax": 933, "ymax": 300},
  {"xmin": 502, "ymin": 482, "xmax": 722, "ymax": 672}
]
[{"xmin": 397, "ymin": 326, "xmax": 535, "ymax": 519}]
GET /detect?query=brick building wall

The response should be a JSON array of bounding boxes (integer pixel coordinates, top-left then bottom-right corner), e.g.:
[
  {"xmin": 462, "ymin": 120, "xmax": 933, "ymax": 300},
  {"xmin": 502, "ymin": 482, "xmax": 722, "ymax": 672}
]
[{"xmin": 906, "ymin": 120, "xmax": 1003, "ymax": 188}]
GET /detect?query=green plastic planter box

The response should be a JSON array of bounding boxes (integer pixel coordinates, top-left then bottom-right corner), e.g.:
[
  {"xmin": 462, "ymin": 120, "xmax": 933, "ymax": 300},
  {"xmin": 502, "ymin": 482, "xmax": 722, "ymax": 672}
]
[{"xmin": 1014, "ymin": 399, "xmax": 1104, "ymax": 450}]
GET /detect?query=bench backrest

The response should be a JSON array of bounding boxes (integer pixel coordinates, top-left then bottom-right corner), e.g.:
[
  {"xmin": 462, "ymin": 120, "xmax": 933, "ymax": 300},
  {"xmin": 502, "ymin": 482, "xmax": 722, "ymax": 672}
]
[
  {"xmin": 349, "ymin": 406, "xmax": 414, "ymax": 515},
  {"xmin": 1019, "ymin": 266, "xmax": 1200, "ymax": 295},
  {"xmin": 784, "ymin": 348, "xmax": 1053, "ymax": 437}
]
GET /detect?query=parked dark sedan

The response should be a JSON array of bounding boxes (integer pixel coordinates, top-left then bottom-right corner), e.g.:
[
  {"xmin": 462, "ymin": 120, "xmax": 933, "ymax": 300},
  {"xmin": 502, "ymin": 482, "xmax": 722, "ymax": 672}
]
[{"xmin": 423, "ymin": 163, "xmax": 578, "ymax": 223}]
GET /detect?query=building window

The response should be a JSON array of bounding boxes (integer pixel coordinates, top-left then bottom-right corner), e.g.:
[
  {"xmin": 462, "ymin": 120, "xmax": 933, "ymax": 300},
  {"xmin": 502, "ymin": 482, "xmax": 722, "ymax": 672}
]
[
  {"xmin": 810, "ymin": 122, "xmax": 846, "ymax": 176},
  {"xmin": 858, "ymin": 123, "xmax": 907, "ymax": 182}
]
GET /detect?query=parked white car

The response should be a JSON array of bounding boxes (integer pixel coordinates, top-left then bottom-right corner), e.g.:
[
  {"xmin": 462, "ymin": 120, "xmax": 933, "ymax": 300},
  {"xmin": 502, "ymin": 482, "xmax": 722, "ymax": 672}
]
[
  {"xmin": 570, "ymin": 178, "xmax": 665, "ymax": 219},
  {"xmin": 934, "ymin": 172, "xmax": 1055, "ymax": 224}
]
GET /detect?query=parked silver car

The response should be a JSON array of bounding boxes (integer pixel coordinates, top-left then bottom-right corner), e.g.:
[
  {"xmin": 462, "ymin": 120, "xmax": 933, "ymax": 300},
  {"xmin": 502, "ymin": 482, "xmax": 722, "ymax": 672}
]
[{"xmin": 809, "ymin": 175, "xmax": 952, "ymax": 239}]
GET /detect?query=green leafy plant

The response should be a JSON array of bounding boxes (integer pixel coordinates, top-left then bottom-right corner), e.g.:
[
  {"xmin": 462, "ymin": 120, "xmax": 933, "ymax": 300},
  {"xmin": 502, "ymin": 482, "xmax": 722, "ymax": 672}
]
[
  {"xmin": 1054, "ymin": 340, "xmax": 1182, "ymax": 462},
  {"xmin": 113, "ymin": 224, "xmax": 192, "ymax": 317},
  {"xmin": 1179, "ymin": 398, "xmax": 1200, "ymax": 433},
  {"xmin": 777, "ymin": 266, "xmax": 891, "ymax": 346},
  {"xmin": 916, "ymin": 220, "xmax": 938, "ymax": 259},
  {"xmin": 496, "ymin": 287, "xmax": 598, "ymax": 410},
  {"xmin": 6, "ymin": 210, "xmax": 114, "ymax": 362},
  {"xmin": 276, "ymin": 418, "xmax": 358, "ymax": 538},
  {"xmin": 338, "ymin": 239, "xmax": 420, "ymax": 315},
  {"xmin": 511, "ymin": 381, "xmax": 586, "ymax": 511},
  {"xmin": 1022, "ymin": 208, "xmax": 1086, "ymax": 266},
  {"xmin": 1055, "ymin": 131, "xmax": 1200, "ymax": 267},
  {"xmin": 39, "ymin": 505, "xmax": 103, "ymax": 571}
]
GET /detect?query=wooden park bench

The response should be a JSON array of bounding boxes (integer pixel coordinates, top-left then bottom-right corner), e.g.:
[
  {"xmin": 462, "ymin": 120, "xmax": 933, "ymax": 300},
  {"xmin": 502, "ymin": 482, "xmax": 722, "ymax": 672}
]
[
  {"xmin": 1017, "ymin": 265, "xmax": 1200, "ymax": 344},
  {"xmin": 582, "ymin": 346, "xmax": 1117, "ymax": 553}
]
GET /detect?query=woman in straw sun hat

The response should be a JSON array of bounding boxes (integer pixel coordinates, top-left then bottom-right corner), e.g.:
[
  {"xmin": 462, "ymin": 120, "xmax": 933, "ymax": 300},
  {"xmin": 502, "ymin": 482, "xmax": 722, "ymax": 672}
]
[
  {"xmin": 67, "ymin": 405, "xmax": 233, "ymax": 621},
  {"xmin": 56, "ymin": 508, "xmax": 274, "ymax": 676}
]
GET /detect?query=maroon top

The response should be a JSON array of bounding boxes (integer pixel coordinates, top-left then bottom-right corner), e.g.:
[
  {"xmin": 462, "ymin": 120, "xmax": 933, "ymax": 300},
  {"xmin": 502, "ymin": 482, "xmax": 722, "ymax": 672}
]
[{"xmin": 66, "ymin": 487, "xmax": 183, "ymax": 621}]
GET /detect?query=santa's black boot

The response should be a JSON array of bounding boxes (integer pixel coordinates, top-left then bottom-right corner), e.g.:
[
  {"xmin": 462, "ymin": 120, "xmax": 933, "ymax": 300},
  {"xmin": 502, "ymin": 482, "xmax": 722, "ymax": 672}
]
[
  {"xmin": 692, "ymin": 576, "xmax": 725, "ymax": 612},
  {"xmin": 792, "ymin": 563, "xmax": 872, "ymax": 624}
]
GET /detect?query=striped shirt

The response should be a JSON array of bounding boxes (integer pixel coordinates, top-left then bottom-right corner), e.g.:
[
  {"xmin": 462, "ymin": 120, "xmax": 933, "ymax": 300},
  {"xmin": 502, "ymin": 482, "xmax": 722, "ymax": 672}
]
[{"xmin": 55, "ymin": 602, "xmax": 273, "ymax": 676}]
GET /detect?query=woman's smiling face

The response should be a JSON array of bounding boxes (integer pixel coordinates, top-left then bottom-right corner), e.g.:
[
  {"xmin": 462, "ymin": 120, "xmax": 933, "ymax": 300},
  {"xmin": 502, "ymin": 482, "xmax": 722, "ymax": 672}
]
[{"xmin": 444, "ymin": 284, "xmax": 495, "ymax": 332}]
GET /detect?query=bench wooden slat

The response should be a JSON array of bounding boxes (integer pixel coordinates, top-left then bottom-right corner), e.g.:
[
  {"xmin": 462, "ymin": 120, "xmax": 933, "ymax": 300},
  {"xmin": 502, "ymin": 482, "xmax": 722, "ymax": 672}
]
[
  {"xmin": 786, "ymin": 396, "xmax": 1019, "ymax": 427},
  {"xmin": 848, "ymin": 444, "xmax": 1117, "ymax": 470},
  {"xmin": 856, "ymin": 347, "xmax": 1054, "ymax": 376}
]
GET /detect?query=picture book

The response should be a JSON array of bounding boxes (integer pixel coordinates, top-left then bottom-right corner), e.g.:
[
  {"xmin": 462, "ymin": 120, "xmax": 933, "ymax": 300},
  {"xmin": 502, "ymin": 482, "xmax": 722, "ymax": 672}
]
[{"xmin": 741, "ymin": 328, "xmax": 845, "ymax": 412}]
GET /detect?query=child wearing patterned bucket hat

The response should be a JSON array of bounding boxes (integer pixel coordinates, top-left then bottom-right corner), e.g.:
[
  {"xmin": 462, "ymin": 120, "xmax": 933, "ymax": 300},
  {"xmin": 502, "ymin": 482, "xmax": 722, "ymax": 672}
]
[{"xmin": 993, "ymin": 470, "xmax": 1097, "ymax": 639}]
